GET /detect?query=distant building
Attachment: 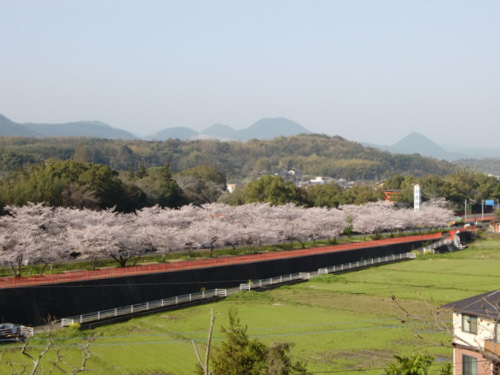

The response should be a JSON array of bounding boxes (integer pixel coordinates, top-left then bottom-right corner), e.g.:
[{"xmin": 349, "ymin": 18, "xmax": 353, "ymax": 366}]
[
  {"xmin": 310, "ymin": 176, "xmax": 326, "ymax": 185},
  {"xmin": 489, "ymin": 218, "xmax": 500, "ymax": 233},
  {"xmin": 441, "ymin": 290, "xmax": 500, "ymax": 375},
  {"xmin": 309, "ymin": 176, "xmax": 335, "ymax": 185},
  {"xmin": 226, "ymin": 184, "xmax": 238, "ymax": 193}
]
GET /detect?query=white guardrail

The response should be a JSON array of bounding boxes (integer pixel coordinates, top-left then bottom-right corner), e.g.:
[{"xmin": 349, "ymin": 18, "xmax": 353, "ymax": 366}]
[
  {"xmin": 61, "ymin": 252, "xmax": 416, "ymax": 327},
  {"xmin": 421, "ymin": 238, "xmax": 448, "ymax": 253}
]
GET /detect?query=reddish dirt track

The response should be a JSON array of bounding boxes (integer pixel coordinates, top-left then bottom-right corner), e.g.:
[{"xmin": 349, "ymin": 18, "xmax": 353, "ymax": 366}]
[{"xmin": 0, "ymin": 233, "xmax": 443, "ymax": 289}]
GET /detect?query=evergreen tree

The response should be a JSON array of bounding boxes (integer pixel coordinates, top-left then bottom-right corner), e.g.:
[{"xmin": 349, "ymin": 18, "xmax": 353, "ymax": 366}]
[
  {"xmin": 207, "ymin": 308, "xmax": 309, "ymax": 375},
  {"xmin": 242, "ymin": 175, "xmax": 307, "ymax": 206}
]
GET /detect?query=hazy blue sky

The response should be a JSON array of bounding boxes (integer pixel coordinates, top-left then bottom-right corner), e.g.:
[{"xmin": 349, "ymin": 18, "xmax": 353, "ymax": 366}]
[{"xmin": 1, "ymin": 1, "xmax": 499, "ymax": 147}]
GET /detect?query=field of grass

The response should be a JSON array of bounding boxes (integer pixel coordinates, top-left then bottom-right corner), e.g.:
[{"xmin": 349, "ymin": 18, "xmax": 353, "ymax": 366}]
[{"xmin": 1, "ymin": 233, "xmax": 499, "ymax": 374}]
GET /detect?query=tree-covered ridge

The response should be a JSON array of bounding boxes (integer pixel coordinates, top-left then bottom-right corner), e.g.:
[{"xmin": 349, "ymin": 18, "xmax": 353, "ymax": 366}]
[
  {"xmin": 0, "ymin": 134, "xmax": 455, "ymax": 181},
  {"xmin": 0, "ymin": 158, "xmax": 498, "ymax": 213}
]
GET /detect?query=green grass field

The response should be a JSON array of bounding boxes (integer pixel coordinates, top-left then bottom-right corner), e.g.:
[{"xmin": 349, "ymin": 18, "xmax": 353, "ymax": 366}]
[{"xmin": 2, "ymin": 234, "xmax": 499, "ymax": 374}]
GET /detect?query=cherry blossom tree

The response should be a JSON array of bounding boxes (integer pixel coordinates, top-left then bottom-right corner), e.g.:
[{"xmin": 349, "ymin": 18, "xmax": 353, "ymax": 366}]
[{"xmin": 0, "ymin": 199, "xmax": 454, "ymax": 273}]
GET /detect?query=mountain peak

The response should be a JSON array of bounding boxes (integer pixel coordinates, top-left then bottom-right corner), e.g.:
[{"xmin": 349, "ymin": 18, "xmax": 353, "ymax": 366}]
[
  {"xmin": 385, "ymin": 132, "xmax": 468, "ymax": 161},
  {"xmin": 237, "ymin": 117, "xmax": 311, "ymax": 140},
  {"xmin": 394, "ymin": 132, "xmax": 445, "ymax": 151}
]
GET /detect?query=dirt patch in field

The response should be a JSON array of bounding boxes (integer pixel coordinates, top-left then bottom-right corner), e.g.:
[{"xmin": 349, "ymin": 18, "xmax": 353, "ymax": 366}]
[
  {"xmin": 313, "ymin": 349, "xmax": 394, "ymax": 369},
  {"xmin": 156, "ymin": 307, "xmax": 200, "ymax": 321}
]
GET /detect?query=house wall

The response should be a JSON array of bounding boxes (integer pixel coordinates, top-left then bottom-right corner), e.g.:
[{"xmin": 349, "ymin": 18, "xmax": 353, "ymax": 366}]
[
  {"xmin": 453, "ymin": 313, "xmax": 498, "ymax": 349},
  {"xmin": 454, "ymin": 347, "xmax": 492, "ymax": 375}
]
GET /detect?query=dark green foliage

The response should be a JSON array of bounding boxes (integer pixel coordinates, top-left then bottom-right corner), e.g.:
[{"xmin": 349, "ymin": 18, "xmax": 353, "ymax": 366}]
[
  {"xmin": 177, "ymin": 165, "xmax": 227, "ymax": 186},
  {"xmin": 306, "ymin": 182, "xmax": 349, "ymax": 208},
  {"xmin": 242, "ymin": 175, "xmax": 307, "ymax": 206},
  {"xmin": 174, "ymin": 165, "xmax": 227, "ymax": 204},
  {"xmin": 174, "ymin": 175, "xmax": 224, "ymax": 205},
  {"xmin": 385, "ymin": 354, "xmax": 452, "ymax": 375},
  {"xmin": 348, "ymin": 184, "xmax": 384, "ymax": 205},
  {"xmin": 384, "ymin": 174, "xmax": 406, "ymax": 190},
  {"xmin": 0, "ymin": 160, "xmax": 145, "ymax": 212},
  {"xmin": 218, "ymin": 185, "xmax": 246, "ymax": 206},
  {"xmin": 132, "ymin": 164, "xmax": 188, "ymax": 208}
]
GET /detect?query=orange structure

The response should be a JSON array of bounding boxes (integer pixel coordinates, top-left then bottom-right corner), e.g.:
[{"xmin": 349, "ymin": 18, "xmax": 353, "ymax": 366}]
[{"xmin": 383, "ymin": 190, "xmax": 401, "ymax": 203}]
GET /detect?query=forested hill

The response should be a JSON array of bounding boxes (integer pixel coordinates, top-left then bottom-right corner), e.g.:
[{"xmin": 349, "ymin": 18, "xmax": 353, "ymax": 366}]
[{"xmin": 0, "ymin": 134, "xmax": 455, "ymax": 181}]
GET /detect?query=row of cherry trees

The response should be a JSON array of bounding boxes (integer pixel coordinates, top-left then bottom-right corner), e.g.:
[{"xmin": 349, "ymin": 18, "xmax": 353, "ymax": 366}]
[{"xmin": 0, "ymin": 201, "xmax": 453, "ymax": 275}]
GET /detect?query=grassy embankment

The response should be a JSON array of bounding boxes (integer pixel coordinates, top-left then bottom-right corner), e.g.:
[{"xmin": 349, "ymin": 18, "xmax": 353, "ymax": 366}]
[{"xmin": 1, "ymin": 233, "xmax": 499, "ymax": 374}]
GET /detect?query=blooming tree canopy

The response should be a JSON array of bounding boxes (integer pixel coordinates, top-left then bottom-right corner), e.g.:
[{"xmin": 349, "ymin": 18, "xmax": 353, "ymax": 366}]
[{"xmin": 0, "ymin": 200, "xmax": 454, "ymax": 273}]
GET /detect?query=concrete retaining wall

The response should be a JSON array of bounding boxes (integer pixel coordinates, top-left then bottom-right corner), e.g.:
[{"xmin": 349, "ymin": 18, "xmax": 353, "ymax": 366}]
[{"xmin": 0, "ymin": 240, "xmax": 424, "ymax": 326}]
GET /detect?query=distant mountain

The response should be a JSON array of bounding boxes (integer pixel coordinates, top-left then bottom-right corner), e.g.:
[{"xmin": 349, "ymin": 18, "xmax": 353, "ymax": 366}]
[
  {"xmin": 148, "ymin": 127, "xmax": 198, "ymax": 140},
  {"xmin": 0, "ymin": 114, "xmax": 40, "ymax": 137},
  {"xmin": 24, "ymin": 121, "xmax": 136, "ymax": 139},
  {"xmin": 0, "ymin": 113, "xmax": 136, "ymax": 139},
  {"xmin": 367, "ymin": 132, "xmax": 468, "ymax": 161},
  {"xmin": 153, "ymin": 117, "xmax": 312, "ymax": 142},
  {"xmin": 235, "ymin": 117, "xmax": 311, "ymax": 141},
  {"xmin": 200, "ymin": 123, "xmax": 236, "ymax": 139},
  {"xmin": 390, "ymin": 132, "xmax": 467, "ymax": 161}
]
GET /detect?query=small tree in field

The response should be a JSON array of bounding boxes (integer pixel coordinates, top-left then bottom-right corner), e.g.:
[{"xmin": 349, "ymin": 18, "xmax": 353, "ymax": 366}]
[{"xmin": 198, "ymin": 308, "xmax": 309, "ymax": 375}]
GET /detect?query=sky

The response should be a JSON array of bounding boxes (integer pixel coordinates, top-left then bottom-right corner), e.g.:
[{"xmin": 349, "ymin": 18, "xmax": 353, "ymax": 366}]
[{"xmin": 1, "ymin": 1, "xmax": 499, "ymax": 148}]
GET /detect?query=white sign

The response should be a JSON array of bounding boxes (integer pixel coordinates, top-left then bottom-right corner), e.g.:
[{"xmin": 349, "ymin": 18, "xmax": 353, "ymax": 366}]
[{"xmin": 414, "ymin": 184, "xmax": 421, "ymax": 211}]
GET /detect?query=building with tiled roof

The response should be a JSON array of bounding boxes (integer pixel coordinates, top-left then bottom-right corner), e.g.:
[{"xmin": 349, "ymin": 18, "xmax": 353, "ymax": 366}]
[{"xmin": 441, "ymin": 290, "xmax": 500, "ymax": 375}]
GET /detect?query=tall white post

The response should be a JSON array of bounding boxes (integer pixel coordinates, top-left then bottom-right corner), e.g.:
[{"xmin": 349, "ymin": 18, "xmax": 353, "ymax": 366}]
[{"xmin": 413, "ymin": 184, "xmax": 421, "ymax": 211}]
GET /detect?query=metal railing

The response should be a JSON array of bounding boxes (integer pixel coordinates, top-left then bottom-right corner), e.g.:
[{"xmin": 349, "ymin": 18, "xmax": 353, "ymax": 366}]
[
  {"xmin": 61, "ymin": 288, "xmax": 228, "ymax": 327},
  {"xmin": 239, "ymin": 253, "xmax": 415, "ymax": 290},
  {"xmin": 61, "ymin": 252, "xmax": 416, "ymax": 327},
  {"xmin": 421, "ymin": 238, "xmax": 447, "ymax": 253}
]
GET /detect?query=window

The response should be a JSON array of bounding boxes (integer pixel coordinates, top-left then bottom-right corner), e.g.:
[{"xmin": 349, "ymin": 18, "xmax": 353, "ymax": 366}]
[
  {"xmin": 462, "ymin": 314, "xmax": 478, "ymax": 334},
  {"xmin": 462, "ymin": 355, "xmax": 477, "ymax": 375}
]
